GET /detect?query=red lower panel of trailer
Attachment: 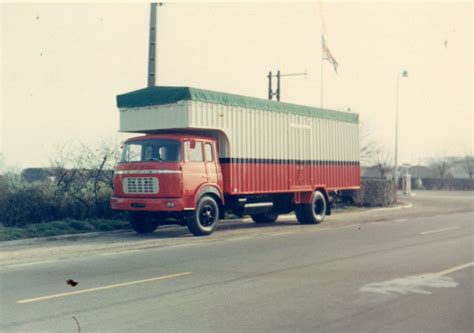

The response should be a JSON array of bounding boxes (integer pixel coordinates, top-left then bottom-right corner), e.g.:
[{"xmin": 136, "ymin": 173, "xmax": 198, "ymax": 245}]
[{"xmin": 220, "ymin": 160, "xmax": 360, "ymax": 194}]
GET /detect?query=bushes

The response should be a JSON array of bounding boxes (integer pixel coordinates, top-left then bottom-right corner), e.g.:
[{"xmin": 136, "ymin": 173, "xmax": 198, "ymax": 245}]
[
  {"xmin": 0, "ymin": 182, "xmax": 125, "ymax": 228},
  {"xmin": 2, "ymin": 185, "xmax": 56, "ymax": 227},
  {"xmin": 0, "ymin": 219, "xmax": 130, "ymax": 241},
  {"xmin": 341, "ymin": 179, "xmax": 396, "ymax": 207},
  {"xmin": 0, "ymin": 140, "xmax": 125, "ymax": 229}
]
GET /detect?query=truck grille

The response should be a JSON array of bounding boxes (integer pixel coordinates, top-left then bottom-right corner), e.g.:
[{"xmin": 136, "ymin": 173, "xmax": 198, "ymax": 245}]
[{"xmin": 123, "ymin": 177, "xmax": 159, "ymax": 194}]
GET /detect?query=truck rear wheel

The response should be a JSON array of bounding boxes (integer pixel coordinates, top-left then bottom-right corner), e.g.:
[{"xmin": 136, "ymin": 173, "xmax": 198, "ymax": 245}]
[
  {"xmin": 294, "ymin": 206, "xmax": 305, "ymax": 224},
  {"xmin": 250, "ymin": 212, "xmax": 279, "ymax": 223},
  {"xmin": 296, "ymin": 190, "xmax": 327, "ymax": 225},
  {"xmin": 187, "ymin": 196, "xmax": 219, "ymax": 236},
  {"xmin": 129, "ymin": 212, "xmax": 159, "ymax": 234}
]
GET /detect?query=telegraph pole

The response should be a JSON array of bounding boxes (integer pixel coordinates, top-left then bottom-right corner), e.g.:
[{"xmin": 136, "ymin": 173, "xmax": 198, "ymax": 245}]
[
  {"xmin": 267, "ymin": 70, "xmax": 307, "ymax": 101},
  {"xmin": 147, "ymin": 3, "xmax": 163, "ymax": 87},
  {"xmin": 267, "ymin": 71, "xmax": 273, "ymax": 100}
]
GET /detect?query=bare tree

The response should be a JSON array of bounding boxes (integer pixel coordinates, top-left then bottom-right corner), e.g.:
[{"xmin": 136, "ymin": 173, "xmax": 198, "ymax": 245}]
[
  {"xmin": 463, "ymin": 155, "xmax": 474, "ymax": 180},
  {"xmin": 429, "ymin": 155, "xmax": 452, "ymax": 179},
  {"xmin": 373, "ymin": 148, "xmax": 393, "ymax": 179},
  {"xmin": 359, "ymin": 122, "xmax": 382, "ymax": 166},
  {"xmin": 50, "ymin": 138, "xmax": 121, "ymax": 217}
]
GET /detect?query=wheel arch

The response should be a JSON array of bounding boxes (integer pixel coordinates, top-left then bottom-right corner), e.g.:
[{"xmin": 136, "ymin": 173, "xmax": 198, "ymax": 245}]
[
  {"xmin": 314, "ymin": 187, "xmax": 331, "ymax": 215},
  {"xmin": 195, "ymin": 184, "xmax": 225, "ymax": 218}
]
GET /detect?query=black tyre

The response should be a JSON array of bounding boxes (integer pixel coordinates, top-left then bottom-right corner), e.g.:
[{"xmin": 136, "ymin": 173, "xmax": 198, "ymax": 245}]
[
  {"xmin": 187, "ymin": 196, "xmax": 219, "ymax": 236},
  {"xmin": 129, "ymin": 212, "xmax": 159, "ymax": 234},
  {"xmin": 296, "ymin": 191, "xmax": 327, "ymax": 225},
  {"xmin": 294, "ymin": 205, "xmax": 305, "ymax": 224},
  {"xmin": 250, "ymin": 211, "xmax": 279, "ymax": 223}
]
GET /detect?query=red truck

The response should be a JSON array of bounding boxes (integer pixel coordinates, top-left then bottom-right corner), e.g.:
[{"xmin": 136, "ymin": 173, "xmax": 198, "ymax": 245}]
[{"xmin": 111, "ymin": 86, "xmax": 360, "ymax": 236}]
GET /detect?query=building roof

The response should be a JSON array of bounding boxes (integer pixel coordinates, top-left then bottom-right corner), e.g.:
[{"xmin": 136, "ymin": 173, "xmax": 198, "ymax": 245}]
[
  {"xmin": 116, "ymin": 86, "xmax": 359, "ymax": 124},
  {"xmin": 408, "ymin": 165, "xmax": 437, "ymax": 178}
]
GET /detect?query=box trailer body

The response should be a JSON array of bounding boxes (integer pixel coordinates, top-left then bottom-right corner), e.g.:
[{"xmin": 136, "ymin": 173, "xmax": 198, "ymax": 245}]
[{"xmin": 111, "ymin": 86, "xmax": 360, "ymax": 235}]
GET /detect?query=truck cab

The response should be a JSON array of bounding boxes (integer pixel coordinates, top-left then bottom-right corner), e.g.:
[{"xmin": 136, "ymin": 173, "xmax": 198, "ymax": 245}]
[{"xmin": 111, "ymin": 133, "xmax": 224, "ymax": 236}]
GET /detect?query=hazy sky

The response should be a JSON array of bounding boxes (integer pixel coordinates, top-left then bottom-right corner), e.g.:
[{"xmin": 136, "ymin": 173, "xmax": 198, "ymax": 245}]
[{"xmin": 1, "ymin": 1, "xmax": 472, "ymax": 169}]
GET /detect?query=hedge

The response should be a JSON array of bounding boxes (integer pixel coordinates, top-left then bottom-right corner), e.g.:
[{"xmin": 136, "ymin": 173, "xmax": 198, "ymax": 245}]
[
  {"xmin": 0, "ymin": 182, "xmax": 124, "ymax": 228},
  {"xmin": 341, "ymin": 179, "xmax": 396, "ymax": 207}
]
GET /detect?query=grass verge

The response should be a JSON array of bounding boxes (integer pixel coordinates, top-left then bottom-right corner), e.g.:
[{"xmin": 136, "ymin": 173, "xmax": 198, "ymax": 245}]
[{"xmin": 0, "ymin": 219, "xmax": 130, "ymax": 241}]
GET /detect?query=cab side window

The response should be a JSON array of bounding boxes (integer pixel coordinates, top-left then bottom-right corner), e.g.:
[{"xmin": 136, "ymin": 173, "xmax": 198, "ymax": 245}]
[
  {"xmin": 204, "ymin": 143, "xmax": 213, "ymax": 162},
  {"xmin": 185, "ymin": 141, "xmax": 203, "ymax": 162}
]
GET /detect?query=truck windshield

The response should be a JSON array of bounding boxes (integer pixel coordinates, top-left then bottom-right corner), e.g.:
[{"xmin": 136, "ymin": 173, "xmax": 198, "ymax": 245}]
[{"xmin": 120, "ymin": 139, "xmax": 181, "ymax": 163}]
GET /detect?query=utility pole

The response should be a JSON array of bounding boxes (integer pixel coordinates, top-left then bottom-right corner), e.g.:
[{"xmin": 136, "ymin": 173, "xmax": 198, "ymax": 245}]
[
  {"xmin": 393, "ymin": 69, "xmax": 408, "ymax": 198},
  {"xmin": 147, "ymin": 3, "xmax": 163, "ymax": 87},
  {"xmin": 320, "ymin": 49, "xmax": 324, "ymax": 107},
  {"xmin": 267, "ymin": 70, "xmax": 307, "ymax": 101},
  {"xmin": 267, "ymin": 71, "xmax": 273, "ymax": 100}
]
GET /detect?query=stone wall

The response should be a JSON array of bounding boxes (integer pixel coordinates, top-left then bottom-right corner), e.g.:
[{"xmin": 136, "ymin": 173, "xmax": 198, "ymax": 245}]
[{"xmin": 341, "ymin": 179, "xmax": 395, "ymax": 207}]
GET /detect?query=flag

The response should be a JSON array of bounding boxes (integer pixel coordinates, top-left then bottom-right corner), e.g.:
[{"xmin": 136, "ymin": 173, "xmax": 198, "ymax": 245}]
[{"xmin": 322, "ymin": 35, "xmax": 338, "ymax": 73}]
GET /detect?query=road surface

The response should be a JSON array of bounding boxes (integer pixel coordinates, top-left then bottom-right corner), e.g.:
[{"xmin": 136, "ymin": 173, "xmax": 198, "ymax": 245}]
[{"xmin": 1, "ymin": 191, "xmax": 473, "ymax": 332}]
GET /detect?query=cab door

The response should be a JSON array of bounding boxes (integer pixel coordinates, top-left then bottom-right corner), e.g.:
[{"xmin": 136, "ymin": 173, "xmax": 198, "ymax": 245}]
[
  {"xmin": 204, "ymin": 141, "xmax": 219, "ymax": 186},
  {"xmin": 181, "ymin": 140, "xmax": 207, "ymax": 199}
]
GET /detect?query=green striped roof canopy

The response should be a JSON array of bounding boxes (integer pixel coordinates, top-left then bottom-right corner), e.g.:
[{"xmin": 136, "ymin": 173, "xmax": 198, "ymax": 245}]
[{"xmin": 117, "ymin": 86, "xmax": 358, "ymax": 123}]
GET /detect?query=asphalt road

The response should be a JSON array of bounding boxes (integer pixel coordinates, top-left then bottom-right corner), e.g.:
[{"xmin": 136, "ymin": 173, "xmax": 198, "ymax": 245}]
[{"xmin": 1, "ymin": 191, "xmax": 473, "ymax": 332}]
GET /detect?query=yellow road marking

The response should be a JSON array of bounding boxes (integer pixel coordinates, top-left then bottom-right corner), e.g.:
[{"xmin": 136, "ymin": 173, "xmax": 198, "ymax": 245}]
[
  {"xmin": 420, "ymin": 227, "xmax": 459, "ymax": 235},
  {"xmin": 17, "ymin": 272, "xmax": 192, "ymax": 304},
  {"xmin": 4, "ymin": 259, "xmax": 59, "ymax": 269},
  {"xmin": 435, "ymin": 262, "xmax": 474, "ymax": 277}
]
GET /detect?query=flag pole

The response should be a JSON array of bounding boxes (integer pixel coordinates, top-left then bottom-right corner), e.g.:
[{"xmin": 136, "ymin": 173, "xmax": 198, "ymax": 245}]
[{"xmin": 320, "ymin": 35, "xmax": 324, "ymax": 108}]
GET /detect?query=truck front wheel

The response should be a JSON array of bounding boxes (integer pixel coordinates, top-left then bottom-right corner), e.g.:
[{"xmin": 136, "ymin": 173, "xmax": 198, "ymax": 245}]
[
  {"xmin": 129, "ymin": 212, "xmax": 159, "ymax": 234},
  {"xmin": 187, "ymin": 196, "xmax": 219, "ymax": 236},
  {"xmin": 250, "ymin": 212, "xmax": 279, "ymax": 223},
  {"xmin": 296, "ymin": 190, "xmax": 327, "ymax": 225}
]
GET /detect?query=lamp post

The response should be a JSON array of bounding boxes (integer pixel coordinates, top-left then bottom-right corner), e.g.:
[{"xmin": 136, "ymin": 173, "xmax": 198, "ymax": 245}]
[{"xmin": 393, "ymin": 69, "xmax": 408, "ymax": 197}]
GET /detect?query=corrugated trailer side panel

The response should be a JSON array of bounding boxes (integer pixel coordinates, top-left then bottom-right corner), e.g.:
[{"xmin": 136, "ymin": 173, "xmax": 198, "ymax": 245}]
[
  {"xmin": 119, "ymin": 102, "xmax": 190, "ymax": 132},
  {"xmin": 189, "ymin": 101, "xmax": 359, "ymax": 195}
]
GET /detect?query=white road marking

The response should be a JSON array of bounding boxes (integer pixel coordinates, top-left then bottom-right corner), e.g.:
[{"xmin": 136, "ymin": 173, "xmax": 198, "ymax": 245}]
[
  {"xmin": 360, "ymin": 274, "xmax": 457, "ymax": 295},
  {"xmin": 17, "ymin": 272, "xmax": 192, "ymax": 304},
  {"xmin": 360, "ymin": 261, "xmax": 473, "ymax": 296},
  {"xmin": 420, "ymin": 227, "xmax": 459, "ymax": 235},
  {"xmin": 435, "ymin": 261, "xmax": 474, "ymax": 277}
]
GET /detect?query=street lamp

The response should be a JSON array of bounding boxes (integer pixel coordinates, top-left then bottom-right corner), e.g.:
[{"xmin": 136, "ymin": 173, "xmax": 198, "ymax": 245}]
[{"xmin": 393, "ymin": 69, "xmax": 408, "ymax": 196}]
